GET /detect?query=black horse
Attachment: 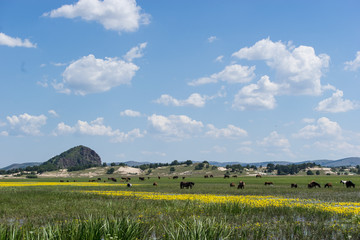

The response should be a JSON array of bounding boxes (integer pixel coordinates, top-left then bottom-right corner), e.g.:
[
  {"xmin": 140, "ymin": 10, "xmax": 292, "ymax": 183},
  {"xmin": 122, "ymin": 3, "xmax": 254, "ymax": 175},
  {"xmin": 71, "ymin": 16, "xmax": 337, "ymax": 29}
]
[
  {"xmin": 180, "ymin": 181, "xmax": 195, "ymax": 189},
  {"xmin": 346, "ymin": 181, "xmax": 355, "ymax": 188},
  {"xmin": 308, "ymin": 181, "xmax": 321, "ymax": 188}
]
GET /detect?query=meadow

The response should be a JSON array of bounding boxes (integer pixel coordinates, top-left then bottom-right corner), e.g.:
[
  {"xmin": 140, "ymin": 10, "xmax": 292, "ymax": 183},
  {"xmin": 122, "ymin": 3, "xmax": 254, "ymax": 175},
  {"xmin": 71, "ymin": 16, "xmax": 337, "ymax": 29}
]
[{"xmin": 1, "ymin": 175, "xmax": 360, "ymax": 239}]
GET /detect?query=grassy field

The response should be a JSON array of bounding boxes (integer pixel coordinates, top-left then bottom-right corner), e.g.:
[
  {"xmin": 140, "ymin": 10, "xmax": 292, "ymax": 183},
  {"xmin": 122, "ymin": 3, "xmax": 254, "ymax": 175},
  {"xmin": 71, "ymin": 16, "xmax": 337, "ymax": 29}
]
[{"xmin": 1, "ymin": 175, "xmax": 360, "ymax": 239}]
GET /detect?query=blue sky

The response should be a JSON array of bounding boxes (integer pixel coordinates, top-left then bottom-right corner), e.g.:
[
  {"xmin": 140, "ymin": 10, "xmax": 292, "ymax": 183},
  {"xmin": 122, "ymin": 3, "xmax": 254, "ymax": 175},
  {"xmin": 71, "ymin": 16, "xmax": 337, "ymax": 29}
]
[{"xmin": 1, "ymin": 0, "xmax": 360, "ymax": 167}]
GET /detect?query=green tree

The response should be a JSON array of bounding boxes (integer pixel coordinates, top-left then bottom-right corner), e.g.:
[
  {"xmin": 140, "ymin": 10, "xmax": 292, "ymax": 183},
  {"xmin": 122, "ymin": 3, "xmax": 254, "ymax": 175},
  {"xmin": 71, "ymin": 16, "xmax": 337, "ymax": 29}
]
[
  {"xmin": 315, "ymin": 170, "xmax": 320, "ymax": 175},
  {"xmin": 170, "ymin": 167, "xmax": 176, "ymax": 172},
  {"xmin": 306, "ymin": 170, "xmax": 314, "ymax": 175},
  {"xmin": 106, "ymin": 168, "xmax": 115, "ymax": 174}
]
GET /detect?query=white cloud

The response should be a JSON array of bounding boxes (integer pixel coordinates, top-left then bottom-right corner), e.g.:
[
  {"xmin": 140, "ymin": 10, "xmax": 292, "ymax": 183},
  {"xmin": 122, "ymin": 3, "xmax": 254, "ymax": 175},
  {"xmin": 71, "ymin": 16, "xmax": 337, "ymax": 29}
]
[
  {"xmin": 120, "ymin": 109, "xmax": 142, "ymax": 117},
  {"xmin": 208, "ymin": 36, "xmax": 217, "ymax": 43},
  {"xmin": 213, "ymin": 145, "xmax": 227, "ymax": 153},
  {"xmin": 294, "ymin": 117, "xmax": 342, "ymax": 139},
  {"xmin": 155, "ymin": 93, "xmax": 208, "ymax": 107},
  {"xmin": 259, "ymin": 131, "xmax": 290, "ymax": 148},
  {"xmin": 344, "ymin": 51, "xmax": 360, "ymax": 71},
  {"xmin": 6, "ymin": 113, "xmax": 47, "ymax": 136},
  {"xmin": 141, "ymin": 151, "xmax": 166, "ymax": 157},
  {"xmin": 123, "ymin": 42, "xmax": 147, "ymax": 62},
  {"xmin": 55, "ymin": 54, "xmax": 139, "ymax": 95},
  {"xmin": 148, "ymin": 114, "xmax": 203, "ymax": 140},
  {"xmin": 206, "ymin": 124, "xmax": 247, "ymax": 138},
  {"xmin": 232, "ymin": 75, "xmax": 280, "ymax": 110},
  {"xmin": 188, "ymin": 64, "xmax": 256, "ymax": 86},
  {"xmin": 0, "ymin": 32, "xmax": 36, "ymax": 48},
  {"xmin": 315, "ymin": 89, "xmax": 358, "ymax": 113},
  {"xmin": 0, "ymin": 131, "xmax": 9, "ymax": 136},
  {"xmin": 155, "ymin": 88, "xmax": 226, "ymax": 108},
  {"xmin": 54, "ymin": 117, "xmax": 144, "ymax": 142},
  {"xmin": 232, "ymin": 38, "xmax": 329, "ymax": 96},
  {"xmin": 44, "ymin": 0, "xmax": 150, "ymax": 33},
  {"xmin": 215, "ymin": 55, "xmax": 224, "ymax": 62},
  {"xmin": 302, "ymin": 118, "xmax": 315, "ymax": 124},
  {"xmin": 48, "ymin": 110, "xmax": 59, "ymax": 117}
]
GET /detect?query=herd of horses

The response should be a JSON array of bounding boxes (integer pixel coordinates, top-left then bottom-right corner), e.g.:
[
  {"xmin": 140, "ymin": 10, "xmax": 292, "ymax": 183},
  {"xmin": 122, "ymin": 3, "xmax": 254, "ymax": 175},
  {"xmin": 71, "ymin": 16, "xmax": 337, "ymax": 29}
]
[{"xmin": 62, "ymin": 175, "xmax": 356, "ymax": 190}]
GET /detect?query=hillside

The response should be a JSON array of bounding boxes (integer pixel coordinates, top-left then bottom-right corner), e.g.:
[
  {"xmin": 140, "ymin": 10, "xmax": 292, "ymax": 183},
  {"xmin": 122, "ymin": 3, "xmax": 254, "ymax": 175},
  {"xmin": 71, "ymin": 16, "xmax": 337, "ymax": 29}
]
[
  {"xmin": 1, "ymin": 162, "xmax": 42, "ymax": 171},
  {"xmin": 43, "ymin": 145, "xmax": 101, "ymax": 169}
]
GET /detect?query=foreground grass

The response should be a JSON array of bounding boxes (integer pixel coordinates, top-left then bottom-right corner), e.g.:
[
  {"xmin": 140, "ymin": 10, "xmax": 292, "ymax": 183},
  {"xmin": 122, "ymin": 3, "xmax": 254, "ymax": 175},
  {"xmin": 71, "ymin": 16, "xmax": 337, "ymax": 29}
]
[{"xmin": 1, "ymin": 176, "xmax": 360, "ymax": 239}]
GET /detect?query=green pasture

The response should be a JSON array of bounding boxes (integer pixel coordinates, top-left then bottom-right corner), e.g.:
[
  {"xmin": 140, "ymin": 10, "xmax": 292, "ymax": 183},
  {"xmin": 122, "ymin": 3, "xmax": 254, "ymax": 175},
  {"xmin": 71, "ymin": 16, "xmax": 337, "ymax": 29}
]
[{"xmin": 0, "ymin": 175, "xmax": 360, "ymax": 239}]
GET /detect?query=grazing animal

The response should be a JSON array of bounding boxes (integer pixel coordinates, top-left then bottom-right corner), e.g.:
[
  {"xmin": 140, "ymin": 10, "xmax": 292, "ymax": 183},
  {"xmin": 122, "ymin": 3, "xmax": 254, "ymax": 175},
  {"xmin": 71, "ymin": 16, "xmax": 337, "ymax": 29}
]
[
  {"xmin": 230, "ymin": 182, "xmax": 236, "ymax": 187},
  {"xmin": 180, "ymin": 181, "xmax": 195, "ymax": 189},
  {"xmin": 139, "ymin": 177, "xmax": 145, "ymax": 181},
  {"xmin": 210, "ymin": 175, "xmax": 214, "ymax": 178},
  {"xmin": 109, "ymin": 177, "xmax": 117, "ymax": 182},
  {"xmin": 204, "ymin": 175, "xmax": 209, "ymax": 178},
  {"xmin": 238, "ymin": 181, "xmax": 245, "ymax": 189},
  {"xmin": 256, "ymin": 174, "xmax": 262, "ymax": 178},
  {"xmin": 346, "ymin": 181, "xmax": 355, "ymax": 188},
  {"xmin": 308, "ymin": 181, "xmax": 321, "ymax": 188},
  {"xmin": 291, "ymin": 183, "xmax": 297, "ymax": 188},
  {"xmin": 153, "ymin": 182, "xmax": 158, "ymax": 186},
  {"xmin": 97, "ymin": 178, "xmax": 101, "ymax": 181},
  {"xmin": 264, "ymin": 182, "xmax": 273, "ymax": 186},
  {"xmin": 173, "ymin": 176, "xmax": 179, "ymax": 179},
  {"xmin": 182, "ymin": 176, "xmax": 186, "ymax": 179},
  {"xmin": 127, "ymin": 183, "xmax": 132, "ymax": 187},
  {"xmin": 224, "ymin": 175, "xmax": 230, "ymax": 179},
  {"xmin": 148, "ymin": 177, "xmax": 150, "ymax": 180},
  {"xmin": 60, "ymin": 180, "xmax": 64, "ymax": 182},
  {"xmin": 324, "ymin": 183, "xmax": 332, "ymax": 188},
  {"xmin": 158, "ymin": 176, "xmax": 161, "ymax": 179},
  {"xmin": 232, "ymin": 175, "xmax": 237, "ymax": 178},
  {"xmin": 121, "ymin": 177, "xmax": 130, "ymax": 182},
  {"xmin": 340, "ymin": 180, "xmax": 347, "ymax": 185}
]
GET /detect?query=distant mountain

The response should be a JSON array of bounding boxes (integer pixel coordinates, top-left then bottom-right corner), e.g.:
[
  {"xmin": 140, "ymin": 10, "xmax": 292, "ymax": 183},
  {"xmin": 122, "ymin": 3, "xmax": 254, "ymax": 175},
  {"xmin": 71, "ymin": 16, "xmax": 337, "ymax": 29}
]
[
  {"xmin": 209, "ymin": 157, "xmax": 360, "ymax": 167},
  {"xmin": 43, "ymin": 145, "xmax": 102, "ymax": 169},
  {"xmin": 1, "ymin": 162, "xmax": 42, "ymax": 171},
  {"xmin": 122, "ymin": 161, "xmax": 151, "ymax": 167},
  {"xmin": 323, "ymin": 157, "xmax": 360, "ymax": 167}
]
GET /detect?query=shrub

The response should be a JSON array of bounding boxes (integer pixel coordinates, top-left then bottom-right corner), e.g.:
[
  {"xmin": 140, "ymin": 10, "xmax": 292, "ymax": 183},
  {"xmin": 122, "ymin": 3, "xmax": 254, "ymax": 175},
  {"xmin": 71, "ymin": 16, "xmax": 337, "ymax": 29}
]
[{"xmin": 106, "ymin": 168, "xmax": 115, "ymax": 174}]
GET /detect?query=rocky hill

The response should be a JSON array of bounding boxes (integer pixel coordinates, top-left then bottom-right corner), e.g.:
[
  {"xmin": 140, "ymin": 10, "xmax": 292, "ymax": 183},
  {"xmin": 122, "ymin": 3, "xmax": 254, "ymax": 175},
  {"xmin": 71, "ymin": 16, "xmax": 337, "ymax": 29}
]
[{"xmin": 43, "ymin": 145, "xmax": 101, "ymax": 169}]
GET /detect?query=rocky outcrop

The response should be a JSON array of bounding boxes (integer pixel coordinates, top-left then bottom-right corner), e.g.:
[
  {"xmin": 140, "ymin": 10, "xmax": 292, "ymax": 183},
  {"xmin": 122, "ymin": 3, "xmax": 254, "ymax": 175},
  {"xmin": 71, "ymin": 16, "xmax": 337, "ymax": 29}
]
[{"xmin": 44, "ymin": 145, "xmax": 101, "ymax": 169}]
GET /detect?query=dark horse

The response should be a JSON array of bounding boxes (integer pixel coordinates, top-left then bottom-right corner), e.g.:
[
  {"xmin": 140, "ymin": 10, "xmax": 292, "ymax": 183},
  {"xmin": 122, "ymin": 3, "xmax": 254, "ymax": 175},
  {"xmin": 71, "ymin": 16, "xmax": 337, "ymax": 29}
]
[
  {"xmin": 308, "ymin": 181, "xmax": 321, "ymax": 188},
  {"xmin": 230, "ymin": 182, "xmax": 235, "ymax": 187},
  {"xmin": 346, "ymin": 181, "xmax": 355, "ymax": 188},
  {"xmin": 238, "ymin": 181, "xmax": 245, "ymax": 189},
  {"xmin": 180, "ymin": 181, "xmax": 195, "ymax": 189},
  {"xmin": 291, "ymin": 183, "xmax": 297, "ymax": 188},
  {"xmin": 324, "ymin": 183, "xmax": 332, "ymax": 188},
  {"xmin": 264, "ymin": 182, "xmax": 273, "ymax": 186}
]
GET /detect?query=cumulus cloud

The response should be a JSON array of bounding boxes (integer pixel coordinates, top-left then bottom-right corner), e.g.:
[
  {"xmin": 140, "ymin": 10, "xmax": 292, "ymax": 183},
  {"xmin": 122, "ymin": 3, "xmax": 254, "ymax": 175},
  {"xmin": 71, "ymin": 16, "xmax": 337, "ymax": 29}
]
[
  {"xmin": 147, "ymin": 114, "xmax": 203, "ymax": 140},
  {"xmin": 0, "ymin": 32, "xmax": 36, "ymax": 48},
  {"xmin": 54, "ymin": 54, "xmax": 139, "ymax": 95},
  {"xmin": 0, "ymin": 131, "xmax": 9, "ymax": 136},
  {"xmin": 205, "ymin": 124, "xmax": 247, "ymax": 138},
  {"xmin": 6, "ymin": 113, "xmax": 47, "ymax": 136},
  {"xmin": 259, "ymin": 131, "xmax": 290, "ymax": 148},
  {"xmin": 44, "ymin": 0, "xmax": 150, "ymax": 33},
  {"xmin": 344, "ymin": 51, "xmax": 360, "ymax": 71},
  {"xmin": 294, "ymin": 117, "xmax": 342, "ymax": 139},
  {"xmin": 315, "ymin": 89, "xmax": 358, "ymax": 113},
  {"xmin": 215, "ymin": 55, "xmax": 224, "ymax": 62},
  {"xmin": 123, "ymin": 42, "xmax": 147, "ymax": 62},
  {"xmin": 155, "ymin": 93, "xmax": 208, "ymax": 107},
  {"xmin": 155, "ymin": 87, "xmax": 226, "ymax": 108},
  {"xmin": 54, "ymin": 117, "xmax": 144, "ymax": 142},
  {"xmin": 232, "ymin": 38, "xmax": 329, "ymax": 96},
  {"xmin": 188, "ymin": 64, "xmax": 256, "ymax": 86},
  {"xmin": 48, "ymin": 110, "xmax": 59, "ymax": 117},
  {"xmin": 232, "ymin": 75, "xmax": 280, "ymax": 110},
  {"xmin": 208, "ymin": 36, "xmax": 217, "ymax": 43},
  {"xmin": 120, "ymin": 109, "xmax": 142, "ymax": 117}
]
